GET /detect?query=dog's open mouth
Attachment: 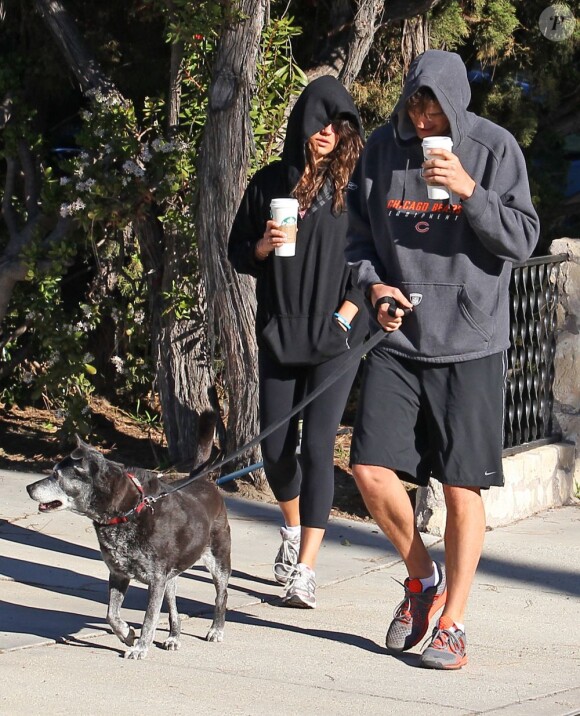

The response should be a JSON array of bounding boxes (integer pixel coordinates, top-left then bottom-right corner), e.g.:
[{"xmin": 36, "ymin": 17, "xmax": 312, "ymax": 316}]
[{"xmin": 39, "ymin": 501, "xmax": 63, "ymax": 511}]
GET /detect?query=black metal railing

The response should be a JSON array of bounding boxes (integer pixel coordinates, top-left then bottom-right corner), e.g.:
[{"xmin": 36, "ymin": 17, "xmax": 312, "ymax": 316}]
[{"xmin": 503, "ymin": 253, "xmax": 567, "ymax": 453}]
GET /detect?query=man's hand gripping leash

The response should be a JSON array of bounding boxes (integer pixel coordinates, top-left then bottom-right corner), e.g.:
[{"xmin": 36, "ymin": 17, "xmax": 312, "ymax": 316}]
[{"xmin": 373, "ymin": 292, "xmax": 418, "ymax": 332}]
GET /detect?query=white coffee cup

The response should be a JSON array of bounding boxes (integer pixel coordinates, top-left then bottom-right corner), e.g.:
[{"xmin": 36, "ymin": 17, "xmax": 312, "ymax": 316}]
[
  {"xmin": 422, "ymin": 136, "xmax": 454, "ymax": 200},
  {"xmin": 270, "ymin": 198, "xmax": 299, "ymax": 257}
]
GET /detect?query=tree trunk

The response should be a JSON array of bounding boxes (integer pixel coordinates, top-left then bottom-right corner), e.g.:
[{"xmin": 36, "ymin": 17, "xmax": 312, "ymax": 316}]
[
  {"xmin": 196, "ymin": 0, "xmax": 267, "ymax": 482},
  {"xmin": 401, "ymin": 14, "xmax": 430, "ymax": 75},
  {"xmin": 33, "ymin": 0, "xmax": 116, "ymax": 93},
  {"xmin": 167, "ymin": 39, "xmax": 184, "ymax": 134},
  {"xmin": 340, "ymin": 0, "xmax": 386, "ymax": 88},
  {"xmin": 303, "ymin": 0, "xmax": 441, "ymax": 85},
  {"xmin": 139, "ymin": 217, "xmax": 216, "ymax": 466}
]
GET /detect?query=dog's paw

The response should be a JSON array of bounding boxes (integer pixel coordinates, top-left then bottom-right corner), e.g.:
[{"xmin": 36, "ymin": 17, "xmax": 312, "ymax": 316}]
[
  {"xmin": 162, "ymin": 636, "xmax": 181, "ymax": 651},
  {"xmin": 109, "ymin": 620, "xmax": 136, "ymax": 647},
  {"xmin": 206, "ymin": 627, "xmax": 224, "ymax": 643},
  {"xmin": 124, "ymin": 642, "xmax": 149, "ymax": 660},
  {"xmin": 123, "ymin": 626, "xmax": 136, "ymax": 647}
]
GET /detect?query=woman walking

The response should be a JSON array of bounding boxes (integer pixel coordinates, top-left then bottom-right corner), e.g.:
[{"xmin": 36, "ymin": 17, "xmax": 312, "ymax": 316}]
[{"xmin": 228, "ymin": 76, "xmax": 366, "ymax": 607}]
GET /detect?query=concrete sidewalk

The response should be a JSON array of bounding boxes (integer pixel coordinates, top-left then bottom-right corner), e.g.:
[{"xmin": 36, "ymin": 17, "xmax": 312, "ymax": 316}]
[{"xmin": 1, "ymin": 467, "xmax": 579, "ymax": 715}]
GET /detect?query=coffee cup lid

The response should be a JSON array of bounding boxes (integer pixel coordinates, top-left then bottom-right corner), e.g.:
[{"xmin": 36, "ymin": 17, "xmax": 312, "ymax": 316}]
[
  {"xmin": 421, "ymin": 136, "xmax": 453, "ymax": 148},
  {"xmin": 271, "ymin": 198, "xmax": 299, "ymax": 207}
]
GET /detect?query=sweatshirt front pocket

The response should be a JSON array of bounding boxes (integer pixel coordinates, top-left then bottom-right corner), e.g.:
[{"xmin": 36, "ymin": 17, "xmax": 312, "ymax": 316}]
[
  {"xmin": 261, "ymin": 313, "xmax": 350, "ymax": 366},
  {"xmin": 399, "ymin": 282, "xmax": 494, "ymax": 358}
]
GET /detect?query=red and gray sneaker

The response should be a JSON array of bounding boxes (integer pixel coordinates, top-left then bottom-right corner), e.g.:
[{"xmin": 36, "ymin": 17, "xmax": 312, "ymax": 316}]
[
  {"xmin": 385, "ymin": 561, "xmax": 447, "ymax": 653},
  {"xmin": 420, "ymin": 616, "xmax": 468, "ymax": 670}
]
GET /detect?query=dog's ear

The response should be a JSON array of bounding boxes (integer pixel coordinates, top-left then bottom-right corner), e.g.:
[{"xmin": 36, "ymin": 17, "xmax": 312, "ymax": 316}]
[
  {"xmin": 75, "ymin": 434, "xmax": 93, "ymax": 449},
  {"xmin": 70, "ymin": 436, "xmax": 94, "ymax": 464},
  {"xmin": 69, "ymin": 442, "xmax": 88, "ymax": 475},
  {"xmin": 73, "ymin": 434, "xmax": 96, "ymax": 452},
  {"xmin": 71, "ymin": 435, "xmax": 84, "ymax": 457}
]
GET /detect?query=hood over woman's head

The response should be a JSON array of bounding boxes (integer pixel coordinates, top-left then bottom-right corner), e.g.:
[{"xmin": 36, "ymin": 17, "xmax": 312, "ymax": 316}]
[{"xmin": 282, "ymin": 76, "xmax": 364, "ymax": 181}]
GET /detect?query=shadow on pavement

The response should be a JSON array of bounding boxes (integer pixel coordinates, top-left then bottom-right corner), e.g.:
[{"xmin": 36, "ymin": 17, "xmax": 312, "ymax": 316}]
[
  {"xmin": 0, "ymin": 519, "xmax": 100, "ymax": 561},
  {"xmin": 477, "ymin": 554, "xmax": 580, "ymax": 598},
  {"xmin": 196, "ymin": 608, "xmax": 388, "ymax": 655},
  {"xmin": 0, "ymin": 599, "xmax": 111, "ymax": 643}
]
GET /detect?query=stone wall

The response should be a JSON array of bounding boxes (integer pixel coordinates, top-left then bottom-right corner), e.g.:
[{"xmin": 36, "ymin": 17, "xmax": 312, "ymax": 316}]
[
  {"xmin": 550, "ymin": 238, "xmax": 580, "ymax": 460},
  {"xmin": 416, "ymin": 239, "xmax": 579, "ymax": 534}
]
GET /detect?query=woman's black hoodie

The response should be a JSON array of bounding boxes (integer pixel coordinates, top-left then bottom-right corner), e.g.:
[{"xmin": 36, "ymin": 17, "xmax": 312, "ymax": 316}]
[{"xmin": 228, "ymin": 76, "xmax": 367, "ymax": 366}]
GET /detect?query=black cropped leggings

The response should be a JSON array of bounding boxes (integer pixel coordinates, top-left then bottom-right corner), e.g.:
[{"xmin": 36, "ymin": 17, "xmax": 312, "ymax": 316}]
[{"xmin": 258, "ymin": 349, "xmax": 360, "ymax": 529}]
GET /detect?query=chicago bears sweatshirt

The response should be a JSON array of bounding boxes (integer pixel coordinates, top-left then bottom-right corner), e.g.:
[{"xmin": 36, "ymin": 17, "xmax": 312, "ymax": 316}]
[{"xmin": 346, "ymin": 50, "xmax": 540, "ymax": 363}]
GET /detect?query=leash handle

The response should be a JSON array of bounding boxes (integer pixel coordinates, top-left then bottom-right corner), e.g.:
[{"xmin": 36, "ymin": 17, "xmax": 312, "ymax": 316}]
[
  {"xmin": 374, "ymin": 295, "xmax": 412, "ymax": 319},
  {"xmin": 162, "ymin": 329, "xmax": 388, "ymax": 494}
]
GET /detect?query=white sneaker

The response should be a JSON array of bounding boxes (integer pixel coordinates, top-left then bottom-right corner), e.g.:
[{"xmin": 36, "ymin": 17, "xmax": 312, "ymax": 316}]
[
  {"xmin": 273, "ymin": 527, "xmax": 300, "ymax": 585},
  {"xmin": 281, "ymin": 563, "xmax": 317, "ymax": 609}
]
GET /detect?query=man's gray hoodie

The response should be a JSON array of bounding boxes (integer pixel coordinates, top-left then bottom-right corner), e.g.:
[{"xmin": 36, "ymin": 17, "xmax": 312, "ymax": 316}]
[{"xmin": 346, "ymin": 50, "xmax": 540, "ymax": 363}]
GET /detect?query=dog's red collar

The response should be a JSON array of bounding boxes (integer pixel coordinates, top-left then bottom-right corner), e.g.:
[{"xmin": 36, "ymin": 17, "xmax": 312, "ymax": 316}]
[{"xmin": 104, "ymin": 472, "xmax": 152, "ymax": 525}]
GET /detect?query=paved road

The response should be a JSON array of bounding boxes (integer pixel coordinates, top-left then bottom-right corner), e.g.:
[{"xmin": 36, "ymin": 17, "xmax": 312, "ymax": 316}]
[{"xmin": 1, "ymin": 468, "xmax": 579, "ymax": 715}]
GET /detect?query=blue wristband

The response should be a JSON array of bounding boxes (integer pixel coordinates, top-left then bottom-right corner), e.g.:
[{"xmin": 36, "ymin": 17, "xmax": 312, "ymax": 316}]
[{"xmin": 333, "ymin": 312, "xmax": 352, "ymax": 331}]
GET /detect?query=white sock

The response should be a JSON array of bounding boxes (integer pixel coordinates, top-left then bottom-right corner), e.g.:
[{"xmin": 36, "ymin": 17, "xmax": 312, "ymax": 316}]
[
  {"xmin": 454, "ymin": 621, "xmax": 465, "ymax": 632},
  {"xmin": 419, "ymin": 561, "xmax": 439, "ymax": 591},
  {"xmin": 282, "ymin": 524, "xmax": 301, "ymax": 539}
]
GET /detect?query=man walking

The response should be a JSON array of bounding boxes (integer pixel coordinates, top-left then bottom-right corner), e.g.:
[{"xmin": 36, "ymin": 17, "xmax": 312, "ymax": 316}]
[{"xmin": 345, "ymin": 50, "xmax": 540, "ymax": 669}]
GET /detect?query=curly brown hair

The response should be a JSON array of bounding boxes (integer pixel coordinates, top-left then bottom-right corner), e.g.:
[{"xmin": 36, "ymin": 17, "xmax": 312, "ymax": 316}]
[
  {"xmin": 406, "ymin": 87, "xmax": 438, "ymax": 114},
  {"xmin": 292, "ymin": 118, "xmax": 364, "ymax": 215}
]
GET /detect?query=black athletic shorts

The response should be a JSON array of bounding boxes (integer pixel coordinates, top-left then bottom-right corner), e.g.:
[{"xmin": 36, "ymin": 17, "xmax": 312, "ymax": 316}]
[{"xmin": 350, "ymin": 347, "xmax": 506, "ymax": 488}]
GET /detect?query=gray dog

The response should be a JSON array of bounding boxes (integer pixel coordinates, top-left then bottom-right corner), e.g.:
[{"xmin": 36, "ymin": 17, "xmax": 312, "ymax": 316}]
[{"xmin": 26, "ymin": 418, "xmax": 231, "ymax": 660}]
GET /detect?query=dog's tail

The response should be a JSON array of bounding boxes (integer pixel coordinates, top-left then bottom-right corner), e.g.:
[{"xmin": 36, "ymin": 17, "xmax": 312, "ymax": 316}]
[{"xmin": 191, "ymin": 410, "xmax": 218, "ymax": 476}]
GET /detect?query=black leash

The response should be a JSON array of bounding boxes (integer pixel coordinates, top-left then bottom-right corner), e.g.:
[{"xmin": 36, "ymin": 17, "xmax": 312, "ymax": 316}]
[{"xmin": 139, "ymin": 328, "xmax": 389, "ymax": 509}]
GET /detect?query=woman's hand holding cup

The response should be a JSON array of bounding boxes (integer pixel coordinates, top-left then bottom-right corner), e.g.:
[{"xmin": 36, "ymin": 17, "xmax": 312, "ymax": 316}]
[{"xmin": 255, "ymin": 220, "xmax": 288, "ymax": 260}]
